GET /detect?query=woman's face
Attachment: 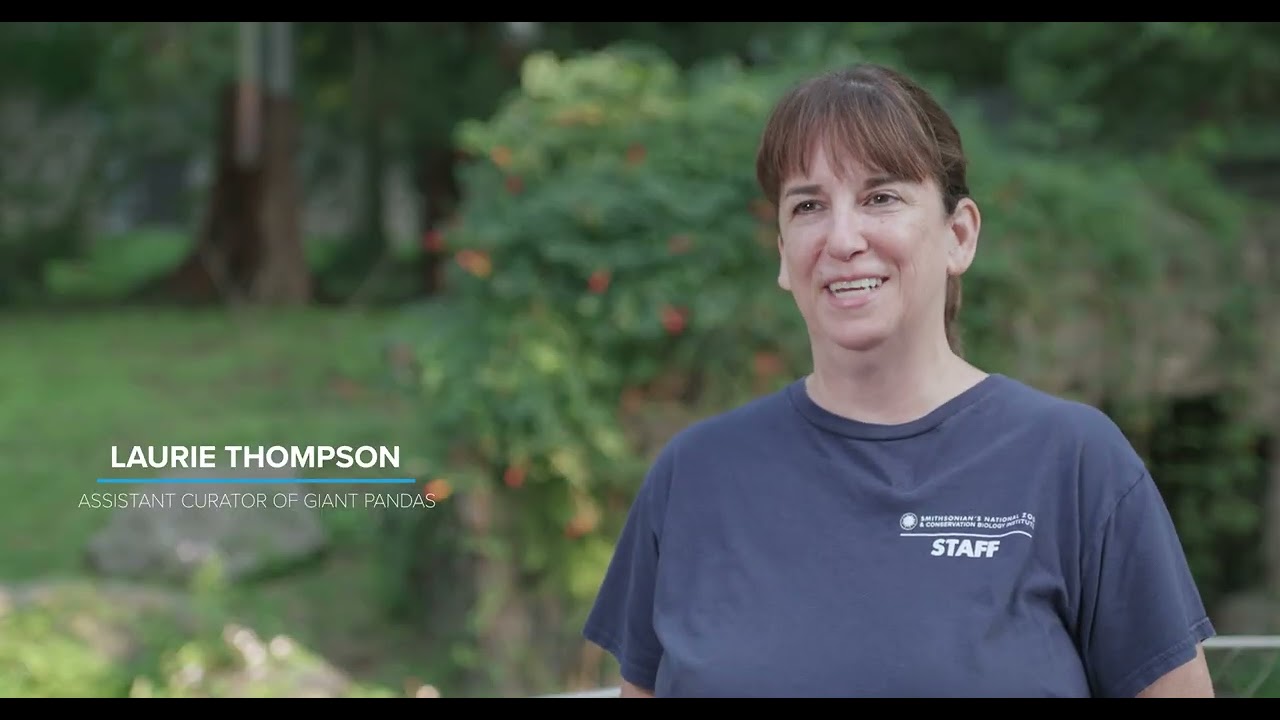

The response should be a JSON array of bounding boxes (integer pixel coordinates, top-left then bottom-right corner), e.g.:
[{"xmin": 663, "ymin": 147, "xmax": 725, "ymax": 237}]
[{"xmin": 776, "ymin": 143, "xmax": 979, "ymax": 357}]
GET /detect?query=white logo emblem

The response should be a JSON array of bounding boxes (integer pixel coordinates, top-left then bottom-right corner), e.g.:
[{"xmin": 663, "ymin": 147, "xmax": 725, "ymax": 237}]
[{"xmin": 897, "ymin": 512, "xmax": 1036, "ymax": 559}]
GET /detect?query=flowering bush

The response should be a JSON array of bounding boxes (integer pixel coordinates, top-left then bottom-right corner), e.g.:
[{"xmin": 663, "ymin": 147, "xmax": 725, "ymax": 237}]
[
  {"xmin": 394, "ymin": 42, "xmax": 1255, "ymax": 693},
  {"xmin": 409, "ymin": 46, "xmax": 816, "ymax": 605}
]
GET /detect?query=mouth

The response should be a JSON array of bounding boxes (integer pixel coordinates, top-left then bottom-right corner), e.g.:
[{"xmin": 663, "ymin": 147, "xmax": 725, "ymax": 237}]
[{"xmin": 825, "ymin": 277, "xmax": 888, "ymax": 298}]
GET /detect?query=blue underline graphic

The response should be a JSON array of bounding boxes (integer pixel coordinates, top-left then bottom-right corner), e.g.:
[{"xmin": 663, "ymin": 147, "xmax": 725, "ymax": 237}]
[{"xmin": 96, "ymin": 478, "xmax": 417, "ymax": 485}]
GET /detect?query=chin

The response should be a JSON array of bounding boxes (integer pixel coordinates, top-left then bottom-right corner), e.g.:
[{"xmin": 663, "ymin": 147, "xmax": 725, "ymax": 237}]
[
  {"xmin": 813, "ymin": 317, "xmax": 897, "ymax": 353},
  {"xmin": 827, "ymin": 329, "xmax": 893, "ymax": 353}
]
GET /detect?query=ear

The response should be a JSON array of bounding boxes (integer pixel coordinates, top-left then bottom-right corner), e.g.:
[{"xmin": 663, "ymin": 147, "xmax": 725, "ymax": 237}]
[
  {"xmin": 776, "ymin": 235, "xmax": 792, "ymax": 291},
  {"xmin": 945, "ymin": 197, "xmax": 981, "ymax": 277}
]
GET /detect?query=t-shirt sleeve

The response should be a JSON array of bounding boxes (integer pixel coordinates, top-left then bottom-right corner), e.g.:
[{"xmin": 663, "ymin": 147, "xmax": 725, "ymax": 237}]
[
  {"xmin": 1076, "ymin": 469, "xmax": 1216, "ymax": 697},
  {"xmin": 581, "ymin": 451, "xmax": 670, "ymax": 691}
]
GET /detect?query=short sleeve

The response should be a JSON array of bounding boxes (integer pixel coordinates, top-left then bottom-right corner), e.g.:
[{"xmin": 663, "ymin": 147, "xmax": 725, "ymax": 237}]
[
  {"xmin": 1077, "ymin": 470, "xmax": 1216, "ymax": 697},
  {"xmin": 581, "ymin": 453, "xmax": 670, "ymax": 691}
]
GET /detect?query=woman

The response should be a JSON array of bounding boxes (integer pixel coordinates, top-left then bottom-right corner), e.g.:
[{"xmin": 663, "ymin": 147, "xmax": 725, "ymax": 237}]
[{"xmin": 582, "ymin": 62, "xmax": 1217, "ymax": 698}]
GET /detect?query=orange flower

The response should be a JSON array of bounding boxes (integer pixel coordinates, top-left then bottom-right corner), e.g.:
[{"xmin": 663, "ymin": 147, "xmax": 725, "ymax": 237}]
[
  {"xmin": 455, "ymin": 249, "xmax": 492, "ymax": 278},
  {"xmin": 587, "ymin": 269, "xmax": 611, "ymax": 294},
  {"xmin": 490, "ymin": 146, "xmax": 513, "ymax": 169},
  {"xmin": 503, "ymin": 464, "xmax": 526, "ymax": 489},
  {"xmin": 424, "ymin": 478, "xmax": 451, "ymax": 501},
  {"xmin": 422, "ymin": 229, "xmax": 444, "ymax": 252},
  {"xmin": 564, "ymin": 514, "xmax": 595, "ymax": 539},
  {"xmin": 660, "ymin": 305, "xmax": 687, "ymax": 335},
  {"xmin": 753, "ymin": 351, "xmax": 785, "ymax": 379}
]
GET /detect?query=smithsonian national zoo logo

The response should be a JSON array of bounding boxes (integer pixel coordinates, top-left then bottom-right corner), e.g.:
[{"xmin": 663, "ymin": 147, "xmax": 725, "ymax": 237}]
[{"xmin": 898, "ymin": 511, "xmax": 1036, "ymax": 559}]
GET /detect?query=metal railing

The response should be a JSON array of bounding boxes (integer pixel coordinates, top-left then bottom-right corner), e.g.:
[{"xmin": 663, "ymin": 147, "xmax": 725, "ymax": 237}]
[
  {"xmin": 1205, "ymin": 635, "xmax": 1280, "ymax": 698},
  {"xmin": 536, "ymin": 635, "xmax": 1280, "ymax": 698}
]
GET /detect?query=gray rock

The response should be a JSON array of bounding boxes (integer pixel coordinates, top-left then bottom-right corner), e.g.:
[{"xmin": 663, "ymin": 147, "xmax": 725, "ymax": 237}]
[{"xmin": 85, "ymin": 468, "xmax": 328, "ymax": 584}]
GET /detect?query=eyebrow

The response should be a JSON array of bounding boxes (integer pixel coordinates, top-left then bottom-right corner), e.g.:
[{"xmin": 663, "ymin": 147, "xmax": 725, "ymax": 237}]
[{"xmin": 782, "ymin": 175, "xmax": 903, "ymax": 198}]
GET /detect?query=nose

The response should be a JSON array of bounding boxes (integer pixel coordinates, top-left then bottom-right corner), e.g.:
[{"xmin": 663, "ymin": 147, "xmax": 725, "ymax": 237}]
[{"xmin": 824, "ymin": 205, "xmax": 869, "ymax": 260}]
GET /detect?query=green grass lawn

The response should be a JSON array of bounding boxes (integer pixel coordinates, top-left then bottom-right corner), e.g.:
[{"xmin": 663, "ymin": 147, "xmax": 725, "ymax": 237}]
[{"xmin": 0, "ymin": 305, "xmax": 445, "ymax": 694}]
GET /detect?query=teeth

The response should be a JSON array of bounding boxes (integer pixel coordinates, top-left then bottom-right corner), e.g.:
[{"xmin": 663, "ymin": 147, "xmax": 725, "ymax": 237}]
[{"xmin": 829, "ymin": 278, "xmax": 883, "ymax": 292}]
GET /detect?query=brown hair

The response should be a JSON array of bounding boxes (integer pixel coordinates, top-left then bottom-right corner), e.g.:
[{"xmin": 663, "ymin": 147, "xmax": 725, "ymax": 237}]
[{"xmin": 755, "ymin": 63, "xmax": 971, "ymax": 355}]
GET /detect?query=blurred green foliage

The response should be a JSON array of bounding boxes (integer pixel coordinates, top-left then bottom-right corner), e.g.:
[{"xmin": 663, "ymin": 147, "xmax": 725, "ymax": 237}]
[
  {"xmin": 0, "ymin": 564, "xmax": 400, "ymax": 698},
  {"xmin": 2, "ymin": 21, "xmax": 1278, "ymax": 697},
  {"xmin": 400, "ymin": 45, "xmax": 815, "ymax": 614},
  {"xmin": 388, "ymin": 38, "xmax": 1273, "ymax": 691}
]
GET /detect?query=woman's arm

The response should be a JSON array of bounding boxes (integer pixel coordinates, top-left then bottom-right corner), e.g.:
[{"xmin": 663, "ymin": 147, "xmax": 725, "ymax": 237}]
[
  {"xmin": 620, "ymin": 680, "xmax": 656, "ymax": 698},
  {"xmin": 1136, "ymin": 644, "xmax": 1215, "ymax": 697}
]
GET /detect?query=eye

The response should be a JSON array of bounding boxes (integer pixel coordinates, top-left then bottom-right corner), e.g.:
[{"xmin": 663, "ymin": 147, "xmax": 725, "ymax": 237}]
[
  {"xmin": 867, "ymin": 192, "xmax": 898, "ymax": 206},
  {"xmin": 791, "ymin": 200, "xmax": 819, "ymax": 215}
]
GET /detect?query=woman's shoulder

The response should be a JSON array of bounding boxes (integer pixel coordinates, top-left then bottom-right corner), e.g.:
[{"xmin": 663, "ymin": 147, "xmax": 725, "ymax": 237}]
[
  {"xmin": 982, "ymin": 374, "xmax": 1151, "ymax": 499},
  {"xmin": 989, "ymin": 376, "xmax": 1138, "ymax": 450},
  {"xmin": 989, "ymin": 375, "xmax": 1129, "ymax": 436}
]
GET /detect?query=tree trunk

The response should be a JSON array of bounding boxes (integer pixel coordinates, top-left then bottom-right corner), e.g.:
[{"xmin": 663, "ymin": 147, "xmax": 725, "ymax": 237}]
[
  {"xmin": 151, "ymin": 85, "xmax": 310, "ymax": 305},
  {"xmin": 415, "ymin": 143, "xmax": 460, "ymax": 295},
  {"xmin": 356, "ymin": 21, "xmax": 386, "ymax": 257},
  {"xmin": 251, "ymin": 92, "xmax": 310, "ymax": 303},
  {"xmin": 149, "ymin": 22, "xmax": 309, "ymax": 306}
]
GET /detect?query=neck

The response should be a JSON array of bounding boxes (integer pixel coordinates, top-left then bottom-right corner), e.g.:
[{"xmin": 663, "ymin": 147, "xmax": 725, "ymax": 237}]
[{"xmin": 805, "ymin": 328, "xmax": 985, "ymax": 426}]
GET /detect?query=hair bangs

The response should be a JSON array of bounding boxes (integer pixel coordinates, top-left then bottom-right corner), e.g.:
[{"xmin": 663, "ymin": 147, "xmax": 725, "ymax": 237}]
[{"xmin": 756, "ymin": 74, "xmax": 942, "ymax": 207}]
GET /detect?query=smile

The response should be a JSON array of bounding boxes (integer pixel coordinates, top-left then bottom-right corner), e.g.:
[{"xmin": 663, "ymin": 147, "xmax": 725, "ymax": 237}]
[{"xmin": 826, "ymin": 277, "xmax": 888, "ymax": 297}]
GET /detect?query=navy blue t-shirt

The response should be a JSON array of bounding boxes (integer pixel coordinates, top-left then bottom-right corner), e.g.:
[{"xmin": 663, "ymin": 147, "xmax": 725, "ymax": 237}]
[{"xmin": 582, "ymin": 373, "xmax": 1215, "ymax": 697}]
